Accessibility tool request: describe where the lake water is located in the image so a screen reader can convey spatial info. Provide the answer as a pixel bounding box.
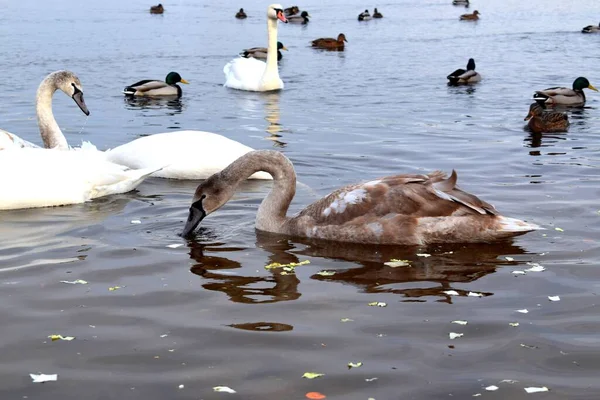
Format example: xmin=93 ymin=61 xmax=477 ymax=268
xmin=1 ymin=0 xmax=600 ymax=398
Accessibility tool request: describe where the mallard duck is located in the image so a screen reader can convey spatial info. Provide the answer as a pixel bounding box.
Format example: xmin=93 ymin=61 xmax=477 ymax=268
xmin=123 ymin=72 xmax=189 ymax=97
xmin=452 ymin=0 xmax=469 ymax=6
xmin=582 ymin=22 xmax=600 ymax=33
xmin=181 ymin=150 xmax=540 ymax=243
xmin=373 ymin=8 xmax=383 ymax=18
xmin=533 ymin=77 xmax=598 ymax=106
xmin=235 ymin=8 xmax=247 ymax=19
xmin=288 ymin=10 xmax=309 ymax=24
xmin=150 ymin=3 xmax=164 ymax=14
xmin=311 ymin=33 xmax=347 ymax=50
xmin=358 ymin=9 xmax=371 ymax=21
xmin=241 ymin=42 xmax=288 ymax=61
xmin=460 ymin=10 xmax=479 ymax=20
xmin=284 ymin=5 xmax=299 ymax=16
xmin=524 ymin=102 xmax=569 ymax=134
xmin=447 ymin=58 xmax=481 ymax=84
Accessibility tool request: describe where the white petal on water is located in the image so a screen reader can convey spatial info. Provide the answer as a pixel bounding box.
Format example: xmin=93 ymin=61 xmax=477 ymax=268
xmin=485 ymin=385 xmax=499 ymax=391
xmin=443 ymin=290 xmax=459 ymax=296
xmin=449 ymin=332 xmax=464 ymax=339
xmin=30 ymin=373 xmax=57 ymax=383
xmin=452 ymin=320 xmax=468 ymax=325
xmin=516 ymin=309 xmax=529 ymax=314
xmin=512 ymin=270 xmax=526 ymax=275
xmin=213 ymin=386 xmax=236 ymax=393
xmin=467 ymin=292 xmax=484 ymax=297
xmin=524 ymin=386 xmax=549 ymax=394
xmin=548 ymin=296 xmax=560 ymax=302
xmin=166 ymin=244 xmax=183 ymax=249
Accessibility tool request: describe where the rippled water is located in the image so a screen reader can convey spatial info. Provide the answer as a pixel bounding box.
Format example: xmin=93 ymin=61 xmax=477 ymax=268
xmin=1 ymin=0 xmax=600 ymax=398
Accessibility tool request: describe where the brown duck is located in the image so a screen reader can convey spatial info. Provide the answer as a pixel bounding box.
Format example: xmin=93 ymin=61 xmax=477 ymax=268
xmin=460 ymin=10 xmax=479 ymax=20
xmin=150 ymin=3 xmax=164 ymax=14
xmin=524 ymin=102 xmax=570 ymax=134
xmin=311 ymin=33 xmax=348 ymax=50
xmin=235 ymin=8 xmax=247 ymax=19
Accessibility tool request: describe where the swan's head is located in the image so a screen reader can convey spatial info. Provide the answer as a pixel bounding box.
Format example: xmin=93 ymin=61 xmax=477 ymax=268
xmin=45 ymin=70 xmax=90 ymax=116
xmin=182 ymin=176 xmax=234 ymax=237
xmin=165 ymin=72 xmax=189 ymax=85
xmin=268 ymin=4 xmax=288 ymax=23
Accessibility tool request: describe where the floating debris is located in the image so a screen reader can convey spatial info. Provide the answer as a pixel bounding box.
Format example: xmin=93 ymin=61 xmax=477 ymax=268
xmin=452 ymin=320 xmax=468 ymax=325
xmin=516 ymin=309 xmax=529 ymax=314
xmin=467 ymin=292 xmax=484 ymax=297
xmin=365 ymin=377 xmax=378 ymax=382
xmin=213 ymin=386 xmax=236 ymax=393
xmin=60 ymin=279 xmax=88 ymax=285
xmin=449 ymin=332 xmax=464 ymax=340
xmin=30 ymin=373 xmax=57 ymax=383
xmin=525 ymin=263 xmax=546 ymax=272
xmin=178 ymin=384 xmax=184 ymax=389
xmin=302 ymin=372 xmax=325 ymax=379
xmin=443 ymin=290 xmax=459 ymax=296
xmin=317 ymin=270 xmax=336 ymax=276
xmin=108 ymin=286 xmax=122 ymax=291
xmin=554 ymin=227 xmax=564 ymax=232
xmin=548 ymin=296 xmax=560 ymax=302
xmin=340 ymin=318 xmax=354 ymax=322
xmin=48 ymin=335 xmax=75 ymax=341
xmin=368 ymin=302 xmax=387 ymax=307
xmin=505 ymin=256 xmax=515 ymax=261
xmin=512 ymin=270 xmax=526 ymax=275
xmin=520 ymin=343 xmax=539 ymax=349
xmin=384 ymin=259 xmax=411 ymax=267
xmin=306 ymin=392 xmax=326 ymax=399
xmin=500 ymin=380 xmax=519 ymax=384
xmin=265 ymin=260 xmax=310 ymax=270
xmin=416 ymin=253 xmax=431 ymax=258
xmin=160 ymin=334 xmax=169 ymax=338
xmin=347 ymin=362 xmax=363 ymax=369
xmin=509 ymin=322 xmax=520 ymax=327
xmin=524 ymin=386 xmax=549 ymax=394
xmin=166 ymin=244 xmax=183 ymax=249
xmin=485 ymin=385 xmax=499 ymax=391
xmin=130 ymin=220 xmax=142 ymax=224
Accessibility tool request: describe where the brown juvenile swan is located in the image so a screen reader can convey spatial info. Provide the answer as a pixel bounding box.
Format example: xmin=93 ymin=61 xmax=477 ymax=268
xmin=182 ymin=151 xmax=539 ymax=244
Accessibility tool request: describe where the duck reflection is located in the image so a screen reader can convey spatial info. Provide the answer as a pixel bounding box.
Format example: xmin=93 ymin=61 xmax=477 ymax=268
xmin=123 ymin=95 xmax=184 ymax=114
xmin=188 ymin=231 xmax=528 ymax=304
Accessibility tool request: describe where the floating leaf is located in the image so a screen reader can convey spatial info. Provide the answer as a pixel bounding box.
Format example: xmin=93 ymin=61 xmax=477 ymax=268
xmin=467 ymin=292 xmax=484 ymax=297
xmin=306 ymin=392 xmax=326 ymax=400
xmin=485 ymin=385 xmax=499 ymax=391
xmin=524 ymin=386 xmax=549 ymax=394
xmin=512 ymin=270 xmax=526 ymax=275
xmin=213 ymin=386 xmax=236 ymax=393
xmin=449 ymin=332 xmax=464 ymax=339
xmin=265 ymin=260 xmax=310 ymax=270
xmin=548 ymin=295 xmax=560 ymax=302
xmin=108 ymin=286 xmax=122 ymax=291
xmin=504 ymin=257 xmax=514 ymax=261
xmin=452 ymin=320 xmax=468 ymax=325
xmin=340 ymin=318 xmax=354 ymax=322
xmin=60 ymin=279 xmax=88 ymax=285
xmin=516 ymin=309 xmax=529 ymax=314
xmin=130 ymin=220 xmax=141 ymax=224
xmin=302 ymin=372 xmax=324 ymax=379
xmin=347 ymin=362 xmax=363 ymax=369
xmin=554 ymin=227 xmax=564 ymax=232
xmin=368 ymin=302 xmax=387 ymax=307
xmin=166 ymin=244 xmax=183 ymax=249
xmin=416 ymin=253 xmax=431 ymax=258
xmin=48 ymin=335 xmax=75 ymax=341
xmin=443 ymin=290 xmax=459 ymax=296
xmin=30 ymin=373 xmax=57 ymax=383
xmin=317 ymin=270 xmax=336 ymax=276
xmin=509 ymin=322 xmax=519 ymax=327
xmin=384 ymin=259 xmax=410 ymax=267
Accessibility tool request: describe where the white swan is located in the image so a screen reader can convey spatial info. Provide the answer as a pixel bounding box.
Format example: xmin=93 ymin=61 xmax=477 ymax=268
xmin=3 ymin=70 xmax=271 ymax=180
xmin=224 ymin=4 xmax=288 ymax=92
xmin=0 ymin=148 xmax=159 ymax=210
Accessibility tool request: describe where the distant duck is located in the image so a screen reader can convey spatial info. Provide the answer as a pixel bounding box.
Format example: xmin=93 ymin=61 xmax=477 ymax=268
xmin=447 ymin=58 xmax=481 ymax=84
xmin=284 ymin=5 xmax=299 ymax=16
xmin=373 ymin=8 xmax=383 ymax=18
xmin=150 ymin=3 xmax=164 ymax=14
xmin=524 ymin=102 xmax=569 ymax=134
xmin=533 ymin=77 xmax=598 ymax=107
xmin=452 ymin=0 xmax=469 ymax=6
xmin=358 ymin=9 xmax=371 ymax=21
xmin=242 ymin=42 xmax=288 ymax=61
xmin=235 ymin=8 xmax=247 ymax=19
xmin=288 ymin=10 xmax=309 ymax=24
xmin=582 ymin=22 xmax=600 ymax=33
xmin=311 ymin=33 xmax=347 ymax=50
xmin=460 ymin=10 xmax=479 ymax=20
xmin=123 ymin=72 xmax=189 ymax=97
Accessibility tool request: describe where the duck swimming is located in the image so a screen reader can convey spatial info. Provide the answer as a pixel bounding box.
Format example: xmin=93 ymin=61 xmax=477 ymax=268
xmin=582 ymin=22 xmax=600 ymax=33
xmin=447 ymin=58 xmax=481 ymax=84
xmin=524 ymin=102 xmax=570 ymax=134
xmin=358 ymin=9 xmax=371 ymax=21
xmin=123 ymin=72 xmax=189 ymax=97
xmin=150 ymin=3 xmax=164 ymax=14
xmin=182 ymin=150 xmax=539 ymax=244
xmin=288 ymin=10 xmax=309 ymax=24
xmin=284 ymin=5 xmax=299 ymax=16
xmin=311 ymin=33 xmax=347 ymax=50
xmin=533 ymin=77 xmax=598 ymax=107
xmin=373 ymin=8 xmax=383 ymax=18
xmin=242 ymin=42 xmax=288 ymax=61
xmin=235 ymin=8 xmax=247 ymax=19
xmin=460 ymin=10 xmax=479 ymax=20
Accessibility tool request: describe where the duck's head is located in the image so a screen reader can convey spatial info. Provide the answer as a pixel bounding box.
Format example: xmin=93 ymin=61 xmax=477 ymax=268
xmin=374 ymin=8 xmax=378 ymax=12
xmin=467 ymin=58 xmax=476 ymax=70
xmin=239 ymin=8 xmax=244 ymax=12
xmin=300 ymin=11 xmax=310 ymax=18
xmin=573 ymin=77 xmax=598 ymax=92
xmin=524 ymin=102 xmax=545 ymax=121
xmin=268 ymin=4 xmax=288 ymax=23
xmin=46 ymin=70 xmax=90 ymax=116
xmin=165 ymin=72 xmax=189 ymax=85
xmin=277 ymin=41 xmax=288 ymax=51
xmin=182 ymin=176 xmax=233 ymax=237
xmin=473 ymin=10 xmax=480 ymax=15
xmin=337 ymin=33 xmax=348 ymax=43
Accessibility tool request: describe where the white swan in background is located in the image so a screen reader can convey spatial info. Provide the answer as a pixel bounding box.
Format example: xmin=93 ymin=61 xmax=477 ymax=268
xmin=2 ymin=70 xmax=271 ymax=180
xmin=0 ymin=148 xmax=159 ymax=210
xmin=223 ymin=4 xmax=288 ymax=92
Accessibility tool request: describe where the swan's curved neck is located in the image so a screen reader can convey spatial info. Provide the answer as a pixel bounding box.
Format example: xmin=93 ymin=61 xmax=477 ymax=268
xmin=219 ymin=150 xmax=296 ymax=232
xmin=264 ymin=18 xmax=280 ymax=79
xmin=36 ymin=78 xmax=68 ymax=149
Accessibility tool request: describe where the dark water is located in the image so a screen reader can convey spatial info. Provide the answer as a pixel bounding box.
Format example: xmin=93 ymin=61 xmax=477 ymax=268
xmin=1 ymin=0 xmax=600 ymax=398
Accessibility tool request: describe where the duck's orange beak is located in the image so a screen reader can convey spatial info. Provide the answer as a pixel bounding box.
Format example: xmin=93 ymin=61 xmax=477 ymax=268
xmin=277 ymin=10 xmax=288 ymax=23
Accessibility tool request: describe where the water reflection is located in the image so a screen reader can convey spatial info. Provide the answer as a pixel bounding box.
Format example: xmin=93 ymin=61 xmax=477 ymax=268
xmin=263 ymin=92 xmax=286 ymax=147
xmin=524 ymin=131 xmax=567 ymax=148
xmin=123 ymin=96 xmax=184 ymax=114
xmin=447 ymin=85 xmax=477 ymax=95
xmin=188 ymin=231 xmax=528 ymax=305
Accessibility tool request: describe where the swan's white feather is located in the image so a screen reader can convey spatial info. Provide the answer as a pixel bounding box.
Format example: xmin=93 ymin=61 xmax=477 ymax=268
xmin=224 ymin=57 xmax=283 ymax=92
xmin=0 ymin=129 xmax=40 ymax=150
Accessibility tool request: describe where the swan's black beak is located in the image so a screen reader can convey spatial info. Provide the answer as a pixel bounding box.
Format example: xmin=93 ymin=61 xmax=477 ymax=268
xmin=72 ymin=86 xmax=90 ymax=116
xmin=181 ymin=201 xmax=206 ymax=238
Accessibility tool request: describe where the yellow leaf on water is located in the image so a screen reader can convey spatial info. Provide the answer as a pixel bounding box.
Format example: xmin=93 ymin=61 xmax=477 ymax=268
xmin=368 ymin=302 xmax=387 ymax=307
xmin=347 ymin=362 xmax=363 ymax=369
xmin=302 ymin=372 xmax=324 ymax=379
xmin=265 ymin=260 xmax=310 ymax=270
xmin=48 ymin=334 xmax=75 ymax=341
xmin=384 ymin=259 xmax=410 ymax=267
xmin=555 ymin=227 xmax=564 ymax=232
xmin=317 ymin=270 xmax=336 ymax=276
xmin=108 ymin=286 xmax=122 ymax=291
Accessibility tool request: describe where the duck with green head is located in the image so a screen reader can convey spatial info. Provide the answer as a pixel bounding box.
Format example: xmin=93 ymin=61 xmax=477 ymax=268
xmin=123 ymin=72 xmax=189 ymax=97
xmin=533 ymin=77 xmax=598 ymax=106
xmin=241 ymin=42 xmax=288 ymax=61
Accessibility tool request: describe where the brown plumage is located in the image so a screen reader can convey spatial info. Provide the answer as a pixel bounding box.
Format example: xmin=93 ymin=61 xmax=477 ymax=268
xmin=150 ymin=3 xmax=164 ymax=14
xmin=311 ymin=33 xmax=348 ymax=50
xmin=182 ymin=150 xmax=539 ymax=245
xmin=235 ymin=8 xmax=247 ymax=19
xmin=460 ymin=10 xmax=479 ymax=20
xmin=524 ymin=103 xmax=570 ymax=134
xmin=284 ymin=6 xmax=299 ymax=16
